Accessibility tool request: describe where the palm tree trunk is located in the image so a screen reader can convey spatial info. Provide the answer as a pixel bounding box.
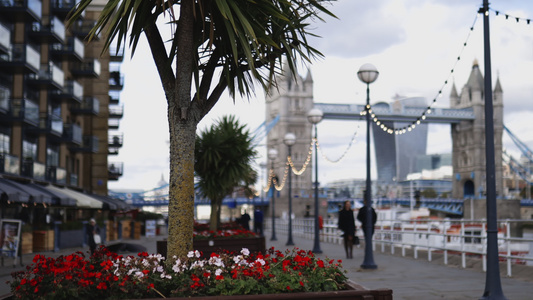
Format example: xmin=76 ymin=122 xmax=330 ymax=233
xmin=209 ymin=198 xmax=222 ymax=231
xmin=167 ymin=117 xmax=197 ymax=258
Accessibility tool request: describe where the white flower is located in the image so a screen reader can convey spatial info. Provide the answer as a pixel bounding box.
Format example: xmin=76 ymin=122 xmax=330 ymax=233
xmin=253 ymin=258 xmax=266 ymax=266
xmin=241 ymin=248 xmax=250 ymax=256
xmin=215 ymin=268 xmax=223 ymax=276
xmin=209 ymin=256 xmax=225 ymax=268
xmin=134 ymin=271 xmax=145 ymax=279
xmin=187 ymin=251 xmax=195 ymax=258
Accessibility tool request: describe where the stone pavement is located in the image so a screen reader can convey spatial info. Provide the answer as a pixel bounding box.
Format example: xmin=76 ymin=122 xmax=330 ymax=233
xmin=264 ymin=230 xmax=533 ymax=300
xmin=1 ymin=231 xmax=532 ymax=299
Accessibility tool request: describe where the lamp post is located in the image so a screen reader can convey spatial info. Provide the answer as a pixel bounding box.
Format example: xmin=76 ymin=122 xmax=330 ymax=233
xmin=284 ymin=132 xmax=296 ymax=246
xmin=307 ymin=108 xmax=323 ymax=254
xmin=357 ymin=63 xmax=379 ymax=269
xmin=268 ymin=148 xmax=278 ymax=241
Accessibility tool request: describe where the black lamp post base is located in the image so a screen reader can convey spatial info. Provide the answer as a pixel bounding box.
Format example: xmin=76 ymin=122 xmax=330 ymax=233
xmin=360 ymin=263 xmax=378 ymax=270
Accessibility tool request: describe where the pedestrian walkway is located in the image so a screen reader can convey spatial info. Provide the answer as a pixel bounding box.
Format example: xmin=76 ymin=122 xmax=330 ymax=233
xmin=264 ymin=230 xmax=533 ymax=300
xmin=1 ymin=232 xmax=532 ymax=299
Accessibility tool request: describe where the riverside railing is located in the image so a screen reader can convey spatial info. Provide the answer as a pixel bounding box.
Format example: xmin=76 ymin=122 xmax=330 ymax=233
xmin=266 ymin=217 xmax=533 ymax=277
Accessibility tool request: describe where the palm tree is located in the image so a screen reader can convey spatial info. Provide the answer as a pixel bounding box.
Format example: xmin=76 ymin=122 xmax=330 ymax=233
xmin=195 ymin=115 xmax=257 ymax=231
xmin=68 ymin=0 xmax=336 ymax=258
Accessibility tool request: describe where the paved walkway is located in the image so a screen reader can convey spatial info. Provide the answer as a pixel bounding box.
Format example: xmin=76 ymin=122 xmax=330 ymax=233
xmin=1 ymin=232 xmax=532 ymax=299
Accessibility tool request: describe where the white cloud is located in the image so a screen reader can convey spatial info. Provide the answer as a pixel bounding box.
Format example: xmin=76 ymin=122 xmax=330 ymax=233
xmin=109 ymin=0 xmax=533 ymax=191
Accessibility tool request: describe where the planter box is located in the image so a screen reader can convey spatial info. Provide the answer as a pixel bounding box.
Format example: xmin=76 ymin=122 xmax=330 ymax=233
xmin=33 ymin=230 xmax=54 ymax=252
xmin=0 ymin=281 xmax=392 ymax=300
xmin=157 ymin=236 xmax=266 ymax=258
xmin=139 ymin=281 xmax=392 ymax=300
xmin=20 ymin=232 xmax=33 ymax=254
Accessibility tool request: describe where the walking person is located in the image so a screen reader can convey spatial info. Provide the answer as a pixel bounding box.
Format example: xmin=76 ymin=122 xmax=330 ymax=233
xmin=338 ymin=200 xmax=357 ymax=259
xmin=87 ymin=218 xmax=101 ymax=255
xmin=253 ymin=208 xmax=264 ymax=236
xmin=357 ymin=195 xmax=377 ymax=242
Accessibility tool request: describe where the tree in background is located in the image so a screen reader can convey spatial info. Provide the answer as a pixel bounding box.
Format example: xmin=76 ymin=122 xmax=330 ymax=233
xmin=68 ymin=0 xmax=336 ymax=258
xmin=195 ymin=115 xmax=257 ymax=231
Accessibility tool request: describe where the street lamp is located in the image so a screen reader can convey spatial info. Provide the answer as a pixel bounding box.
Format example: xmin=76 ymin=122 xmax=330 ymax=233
xmin=357 ymin=63 xmax=379 ymax=269
xmin=307 ymin=108 xmax=323 ymax=254
xmin=268 ymin=148 xmax=278 ymax=241
xmin=284 ymin=132 xmax=296 ymax=246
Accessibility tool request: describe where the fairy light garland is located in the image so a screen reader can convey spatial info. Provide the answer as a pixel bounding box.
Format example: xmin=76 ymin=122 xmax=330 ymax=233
xmin=315 ymin=125 xmax=360 ymax=163
xmin=359 ymin=12 xmax=480 ymax=135
xmin=490 ymin=8 xmax=532 ymax=24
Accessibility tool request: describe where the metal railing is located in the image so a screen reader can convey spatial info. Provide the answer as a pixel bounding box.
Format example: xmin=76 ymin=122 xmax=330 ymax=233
xmin=267 ymin=217 xmax=533 ymax=277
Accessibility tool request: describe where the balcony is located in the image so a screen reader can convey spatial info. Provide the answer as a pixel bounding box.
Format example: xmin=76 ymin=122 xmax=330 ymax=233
xmin=70 ymin=96 xmax=99 ymax=115
xmin=70 ymin=135 xmax=98 ymax=153
xmin=0 ymin=44 xmax=40 ymax=74
xmin=70 ymin=19 xmax=98 ymax=40
xmin=108 ymin=162 xmax=123 ymax=181
xmin=69 ymin=173 xmax=78 ymax=187
xmin=0 ymin=84 xmax=11 ymax=115
xmin=63 ymin=123 xmax=82 ymax=145
xmin=108 ymin=119 xmax=120 ymax=130
xmin=0 ymin=0 xmax=42 ymax=22
xmin=26 ymin=63 xmax=64 ymax=90
xmin=108 ymin=133 xmax=123 ymax=155
xmin=46 ymin=166 xmax=67 ymax=184
xmin=51 ymin=0 xmax=77 ymax=20
xmin=27 ymin=113 xmax=63 ymax=138
xmin=11 ymin=98 xmax=39 ymax=125
xmin=52 ymin=80 xmax=83 ymax=103
xmin=71 ymin=58 xmax=101 ymax=78
xmin=29 ymin=16 xmax=65 ymax=43
xmin=109 ymin=104 xmax=123 ymax=119
xmin=109 ymin=71 xmax=124 ymax=90
xmin=109 ymin=90 xmax=120 ymax=105
xmin=0 ymin=23 xmax=11 ymax=54
xmin=51 ymin=37 xmax=84 ymax=61
xmin=21 ymin=159 xmax=45 ymax=181
xmin=109 ymin=45 xmax=124 ymax=62
xmin=0 ymin=153 xmax=20 ymax=175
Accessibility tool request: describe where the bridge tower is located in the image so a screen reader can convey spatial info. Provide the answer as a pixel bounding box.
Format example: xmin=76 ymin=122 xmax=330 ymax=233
xmin=450 ymin=60 xmax=503 ymax=199
xmin=265 ymin=65 xmax=315 ymax=218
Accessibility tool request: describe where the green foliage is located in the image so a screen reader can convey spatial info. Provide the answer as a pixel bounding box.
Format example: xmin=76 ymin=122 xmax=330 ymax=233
xmin=67 ymin=0 xmax=337 ymax=101
xmin=195 ymin=115 xmax=257 ymax=226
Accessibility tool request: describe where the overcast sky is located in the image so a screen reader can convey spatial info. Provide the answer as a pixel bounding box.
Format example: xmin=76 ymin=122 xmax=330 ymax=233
xmin=108 ymin=0 xmax=533 ymax=192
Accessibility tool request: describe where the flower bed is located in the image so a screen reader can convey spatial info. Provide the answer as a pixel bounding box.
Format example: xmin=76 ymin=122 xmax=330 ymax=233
xmin=6 ymin=247 xmax=371 ymax=299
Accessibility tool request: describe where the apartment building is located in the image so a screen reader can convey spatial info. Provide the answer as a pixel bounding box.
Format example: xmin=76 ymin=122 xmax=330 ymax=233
xmin=0 ymin=0 xmax=127 ymax=225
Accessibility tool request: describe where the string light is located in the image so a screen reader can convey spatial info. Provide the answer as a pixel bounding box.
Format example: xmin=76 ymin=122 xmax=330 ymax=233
xmin=491 ymin=8 xmax=532 ymax=25
xmin=316 ymin=126 xmax=360 ymax=163
xmin=365 ymin=12 xmax=480 ymax=135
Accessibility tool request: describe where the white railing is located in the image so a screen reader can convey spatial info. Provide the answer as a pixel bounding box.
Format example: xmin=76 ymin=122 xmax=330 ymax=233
xmin=266 ymin=218 xmax=533 ymax=277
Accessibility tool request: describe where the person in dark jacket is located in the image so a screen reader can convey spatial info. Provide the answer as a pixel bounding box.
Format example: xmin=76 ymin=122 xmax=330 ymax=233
xmin=338 ymin=201 xmax=356 ymax=259
xmin=357 ymin=196 xmax=377 ymax=239
xmin=87 ymin=218 xmax=101 ymax=255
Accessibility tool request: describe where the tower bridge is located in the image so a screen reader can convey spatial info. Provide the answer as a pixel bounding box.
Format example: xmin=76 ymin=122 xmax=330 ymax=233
xmin=315 ymin=103 xmax=475 ymax=123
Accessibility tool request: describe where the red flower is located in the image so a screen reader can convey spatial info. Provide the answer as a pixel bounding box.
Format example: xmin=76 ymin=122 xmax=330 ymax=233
xmin=96 ymin=282 xmax=107 ymax=290
xmin=316 ymin=260 xmax=325 ymax=268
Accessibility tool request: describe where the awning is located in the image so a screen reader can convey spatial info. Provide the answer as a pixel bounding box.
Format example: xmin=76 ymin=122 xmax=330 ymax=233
xmin=91 ymin=194 xmax=132 ymax=210
xmin=46 ymin=185 xmax=103 ymax=209
xmin=0 ymin=179 xmax=54 ymax=204
xmin=0 ymin=178 xmax=31 ymax=203
xmin=30 ymin=183 xmax=77 ymax=206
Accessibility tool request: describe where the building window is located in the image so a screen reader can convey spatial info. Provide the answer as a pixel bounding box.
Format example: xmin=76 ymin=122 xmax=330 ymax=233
xmin=22 ymin=139 xmax=37 ymax=160
xmin=0 ymin=131 xmax=10 ymax=153
xmin=47 ymin=145 xmax=59 ymax=166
